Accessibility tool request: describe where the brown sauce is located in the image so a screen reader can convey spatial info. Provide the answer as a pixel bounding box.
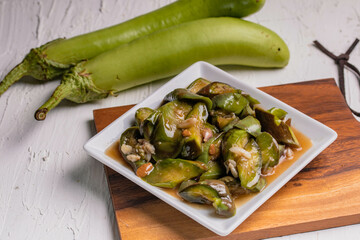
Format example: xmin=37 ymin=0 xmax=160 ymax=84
xmin=105 ymin=127 xmax=312 ymax=208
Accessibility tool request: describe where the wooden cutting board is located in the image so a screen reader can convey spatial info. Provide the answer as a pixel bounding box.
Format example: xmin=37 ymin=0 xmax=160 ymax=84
xmin=93 ymin=78 xmax=360 ymax=240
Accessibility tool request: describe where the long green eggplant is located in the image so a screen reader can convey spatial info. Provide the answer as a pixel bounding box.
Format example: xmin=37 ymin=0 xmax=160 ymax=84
xmin=0 ymin=0 xmax=265 ymax=95
xmin=35 ymin=17 xmax=290 ymax=120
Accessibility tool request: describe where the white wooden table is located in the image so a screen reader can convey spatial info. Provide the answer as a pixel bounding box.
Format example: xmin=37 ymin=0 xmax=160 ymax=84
xmin=1 ymin=0 xmax=359 ymax=239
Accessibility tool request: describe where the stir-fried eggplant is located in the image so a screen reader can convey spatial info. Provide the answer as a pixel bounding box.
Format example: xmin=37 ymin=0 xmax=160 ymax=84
xmin=119 ymin=126 xmax=153 ymax=172
xmin=143 ymin=158 xmax=207 ymax=188
xmin=197 ymin=82 xmax=236 ymax=98
xmin=256 ymin=132 xmax=280 ymax=169
xmin=178 ymin=179 xmax=236 ymax=217
xmin=118 ymin=78 xmax=303 ymax=218
xmin=180 ymin=102 xmax=209 ymax=159
xmin=186 ymin=78 xmax=211 ymax=93
xmin=151 ymin=100 xmax=192 ymax=159
xmin=255 ymin=107 xmax=300 ymax=148
xmin=212 ymin=92 xmax=249 ymax=115
xmin=164 ymin=88 xmax=212 ymax=110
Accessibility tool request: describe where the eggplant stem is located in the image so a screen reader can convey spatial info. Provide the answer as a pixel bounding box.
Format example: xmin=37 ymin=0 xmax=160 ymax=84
xmin=0 ymin=60 xmax=29 ymax=95
xmin=34 ymin=81 xmax=72 ymax=121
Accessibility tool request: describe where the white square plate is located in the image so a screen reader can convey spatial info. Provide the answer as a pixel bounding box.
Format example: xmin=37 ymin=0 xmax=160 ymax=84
xmin=84 ymin=61 xmax=337 ymax=236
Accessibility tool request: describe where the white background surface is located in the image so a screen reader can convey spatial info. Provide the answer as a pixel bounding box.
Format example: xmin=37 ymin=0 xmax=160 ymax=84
xmin=0 ymin=0 xmax=359 ymax=239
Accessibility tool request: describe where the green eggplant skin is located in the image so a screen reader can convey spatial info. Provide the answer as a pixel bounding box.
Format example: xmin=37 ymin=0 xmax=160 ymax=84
xmin=89 ymin=17 xmax=290 ymax=92
xmin=256 ymin=132 xmax=280 ymax=169
xmin=135 ymin=107 xmax=154 ymax=128
xmin=35 ymin=17 xmax=290 ymax=119
xmin=151 ymin=101 xmax=192 ymax=159
xmin=197 ymin=82 xmax=236 ymax=98
xmin=234 ymin=115 xmax=262 ymax=137
xmin=222 ymin=129 xmax=250 ymax=161
xmin=210 ymin=109 xmax=237 ymax=130
xmin=180 ymin=102 xmax=209 ymax=159
xmin=141 ymin=110 xmax=161 ymax=139
xmin=143 ymin=158 xmax=207 ymax=188
xmin=0 ymin=0 xmax=266 ymax=89
xmin=42 ymin=0 xmax=266 ymax=66
xmin=268 ymin=107 xmax=287 ymax=120
xmin=119 ymin=127 xmax=147 ymax=172
xmin=212 ymin=92 xmax=249 ymax=115
xmin=236 ymin=139 xmax=262 ymax=190
xmin=199 ymin=161 xmax=226 ymax=181
xmin=178 ymin=179 xmax=236 ymax=217
xmin=164 ymin=88 xmax=213 ymax=111
xmin=197 ymin=132 xmax=224 ymax=164
xmin=255 ymin=108 xmax=300 ymax=148
xmin=186 ymin=78 xmax=211 ymax=93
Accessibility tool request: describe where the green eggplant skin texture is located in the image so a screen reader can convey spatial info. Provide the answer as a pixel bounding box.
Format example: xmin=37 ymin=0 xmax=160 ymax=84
xmin=0 ymin=0 xmax=265 ymax=96
xmin=151 ymin=101 xmax=192 ymax=159
xmin=34 ymin=17 xmax=290 ymax=120
xmin=86 ymin=17 xmax=290 ymax=93
xmin=143 ymin=158 xmax=207 ymax=188
xmin=45 ymin=0 xmax=266 ymax=65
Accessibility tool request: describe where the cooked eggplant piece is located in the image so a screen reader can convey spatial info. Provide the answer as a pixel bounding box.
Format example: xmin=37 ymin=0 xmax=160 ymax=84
xmin=240 ymin=104 xmax=256 ymax=118
xmin=143 ymin=158 xmax=206 ymax=188
xmin=141 ymin=109 xmax=161 ymax=139
xmin=180 ymin=102 xmax=208 ymax=159
xmin=197 ymin=132 xmax=224 ymax=164
xmin=164 ymin=88 xmax=212 ymax=110
xmin=197 ymin=82 xmax=236 ymax=98
xmin=212 ymin=92 xmax=249 ymax=115
xmin=219 ymin=176 xmax=249 ymax=196
xmin=222 ymin=129 xmax=250 ymax=161
xmin=236 ymin=139 xmax=262 ymax=190
xmin=135 ymin=107 xmax=154 ymax=128
xmin=234 ymin=115 xmax=262 ymax=137
xmin=255 ymin=107 xmax=300 ymax=148
xmin=210 ymin=109 xmax=237 ymax=130
xmin=256 ymin=132 xmax=280 ymax=169
xmin=151 ymin=101 xmax=192 ymax=159
xmin=178 ymin=179 xmax=236 ymax=217
xmin=268 ymin=107 xmax=287 ymax=120
xmin=119 ymin=126 xmax=153 ymax=172
xmin=250 ymin=177 xmax=267 ymax=192
xmin=186 ymin=78 xmax=211 ymax=93
xmin=241 ymin=91 xmax=260 ymax=107
xmin=199 ymin=161 xmax=226 ymax=181
xmin=178 ymin=179 xmax=197 ymax=192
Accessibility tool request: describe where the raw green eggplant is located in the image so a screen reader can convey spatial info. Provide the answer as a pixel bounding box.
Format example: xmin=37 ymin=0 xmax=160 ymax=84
xmin=34 ymin=17 xmax=290 ymax=120
xmin=0 ymin=0 xmax=265 ymax=95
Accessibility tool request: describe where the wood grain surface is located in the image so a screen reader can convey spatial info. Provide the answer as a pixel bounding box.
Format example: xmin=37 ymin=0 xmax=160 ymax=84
xmin=93 ymin=78 xmax=360 ymax=240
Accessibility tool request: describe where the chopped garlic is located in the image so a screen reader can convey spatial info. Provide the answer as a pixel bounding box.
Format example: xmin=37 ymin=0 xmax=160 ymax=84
xmin=120 ymin=144 xmax=133 ymax=154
